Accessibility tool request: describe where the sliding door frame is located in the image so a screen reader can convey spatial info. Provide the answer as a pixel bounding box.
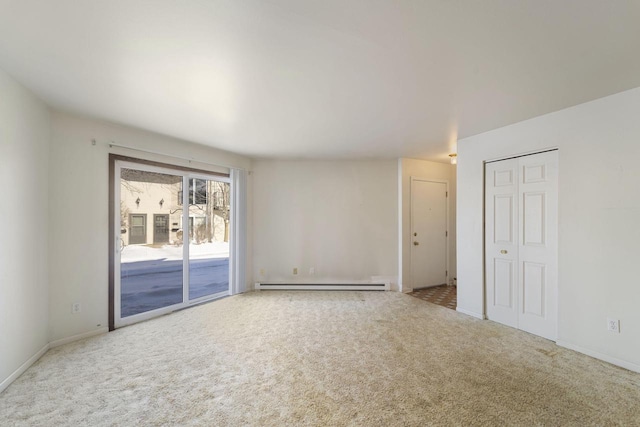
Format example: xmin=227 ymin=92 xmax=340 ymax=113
xmin=108 ymin=154 xmax=231 ymax=331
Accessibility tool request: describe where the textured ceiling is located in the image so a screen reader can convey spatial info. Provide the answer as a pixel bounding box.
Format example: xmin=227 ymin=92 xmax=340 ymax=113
xmin=1 ymin=0 xmax=639 ymax=162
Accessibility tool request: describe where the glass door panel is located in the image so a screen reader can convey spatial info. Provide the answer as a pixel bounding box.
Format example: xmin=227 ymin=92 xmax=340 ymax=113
xmin=119 ymin=167 xmax=184 ymax=317
xmin=188 ymin=179 xmax=231 ymax=300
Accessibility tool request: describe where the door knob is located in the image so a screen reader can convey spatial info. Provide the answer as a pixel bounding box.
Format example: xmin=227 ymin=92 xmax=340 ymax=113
xmin=414 ymin=241 xmax=420 ymax=246
xmin=500 ymin=250 xmax=508 ymax=254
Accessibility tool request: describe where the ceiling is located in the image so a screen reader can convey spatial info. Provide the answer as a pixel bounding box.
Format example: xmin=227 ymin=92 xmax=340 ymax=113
xmin=1 ymin=1 xmax=639 ymax=162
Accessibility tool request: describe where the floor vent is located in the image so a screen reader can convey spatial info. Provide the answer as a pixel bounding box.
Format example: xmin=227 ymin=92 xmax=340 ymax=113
xmin=255 ymin=282 xmax=389 ymax=291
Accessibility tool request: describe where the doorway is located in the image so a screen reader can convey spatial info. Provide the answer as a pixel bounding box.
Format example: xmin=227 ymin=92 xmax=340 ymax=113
xmin=113 ymin=158 xmax=233 ymax=328
xmin=153 ymin=214 xmax=169 ymax=244
xmin=410 ymin=178 xmax=448 ymax=289
xmin=129 ymin=214 xmax=147 ymax=244
xmin=484 ymin=150 xmax=558 ymax=340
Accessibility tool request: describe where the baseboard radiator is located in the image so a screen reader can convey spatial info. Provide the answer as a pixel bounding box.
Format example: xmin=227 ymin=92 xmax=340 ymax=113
xmin=255 ymin=281 xmax=390 ymax=291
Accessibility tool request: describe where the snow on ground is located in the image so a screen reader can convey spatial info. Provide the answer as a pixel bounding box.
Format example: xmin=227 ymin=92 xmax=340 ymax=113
xmin=121 ymin=242 xmax=229 ymax=262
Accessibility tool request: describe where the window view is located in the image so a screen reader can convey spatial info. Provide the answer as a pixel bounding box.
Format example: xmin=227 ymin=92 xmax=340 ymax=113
xmin=178 ymin=178 xmax=208 ymax=205
xmin=119 ymin=167 xmax=230 ymax=319
xmin=189 ymin=179 xmax=230 ymax=300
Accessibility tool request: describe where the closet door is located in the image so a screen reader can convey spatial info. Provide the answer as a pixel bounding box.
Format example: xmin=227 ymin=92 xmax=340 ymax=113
xmin=518 ymin=151 xmax=558 ymax=340
xmin=485 ymin=158 xmax=519 ymax=329
xmin=485 ymin=151 xmax=558 ymax=341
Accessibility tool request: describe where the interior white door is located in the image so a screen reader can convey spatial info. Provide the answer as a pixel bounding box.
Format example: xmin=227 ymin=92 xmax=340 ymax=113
xmin=411 ymin=179 xmax=448 ymax=289
xmin=517 ymin=151 xmax=558 ymax=340
xmin=485 ymin=158 xmax=519 ymax=329
xmin=485 ymin=151 xmax=558 ymax=341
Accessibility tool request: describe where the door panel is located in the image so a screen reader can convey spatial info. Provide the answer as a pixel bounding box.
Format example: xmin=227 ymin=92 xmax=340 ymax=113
xmin=129 ymin=214 xmax=147 ymax=244
xmin=494 ymin=195 xmax=515 ymax=244
xmin=494 ymin=259 xmax=514 ymax=308
xmin=153 ymin=214 xmax=169 ymax=244
xmin=523 ymin=262 xmax=545 ymax=317
xmin=188 ymin=179 xmax=231 ymax=301
xmin=523 ymin=192 xmax=546 ymax=246
xmin=485 ymin=159 xmax=519 ymax=328
xmin=518 ymin=151 xmax=558 ymax=340
xmin=119 ymin=168 xmax=183 ymax=319
xmin=485 ymin=151 xmax=558 ymax=340
xmin=411 ymin=180 xmax=448 ymax=289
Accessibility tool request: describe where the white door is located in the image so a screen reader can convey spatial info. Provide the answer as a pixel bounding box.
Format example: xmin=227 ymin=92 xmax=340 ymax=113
xmin=485 ymin=158 xmax=519 ymax=329
xmin=411 ymin=179 xmax=448 ymax=289
xmin=485 ymin=150 xmax=558 ymax=340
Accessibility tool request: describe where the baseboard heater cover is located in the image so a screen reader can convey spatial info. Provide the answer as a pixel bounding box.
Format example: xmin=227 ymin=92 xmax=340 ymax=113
xmin=255 ymin=282 xmax=390 ymax=291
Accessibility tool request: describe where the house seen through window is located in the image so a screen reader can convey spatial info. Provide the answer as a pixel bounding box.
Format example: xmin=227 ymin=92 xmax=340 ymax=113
xmin=178 ymin=178 xmax=208 ymax=205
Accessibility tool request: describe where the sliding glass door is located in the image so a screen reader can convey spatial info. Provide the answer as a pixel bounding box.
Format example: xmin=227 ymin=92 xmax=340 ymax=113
xmin=114 ymin=161 xmax=232 ymax=327
xmin=187 ymin=177 xmax=231 ymax=301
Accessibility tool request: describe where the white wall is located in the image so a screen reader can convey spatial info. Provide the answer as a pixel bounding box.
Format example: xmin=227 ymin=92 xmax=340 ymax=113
xmin=457 ymin=87 xmax=640 ymax=371
xmin=48 ymin=111 xmax=252 ymax=342
xmin=399 ymin=158 xmax=456 ymax=292
xmin=252 ymin=160 xmax=398 ymax=288
xmin=0 ymin=69 xmax=50 ymax=389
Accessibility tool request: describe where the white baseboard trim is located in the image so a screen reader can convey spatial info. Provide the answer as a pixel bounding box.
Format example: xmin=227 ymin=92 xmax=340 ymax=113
xmin=0 ymin=343 xmax=49 ymax=394
xmin=49 ymin=327 xmax=109 ymax=349
xmin=1 ymin=327 xmax=110 ymax=394
xmin=556 ymin=340 xmax=640 ymax=374
xmin=402 ymin=288 xmax=413 ymax=293
xmin=456 ymin=307 xmax=485 ymax=319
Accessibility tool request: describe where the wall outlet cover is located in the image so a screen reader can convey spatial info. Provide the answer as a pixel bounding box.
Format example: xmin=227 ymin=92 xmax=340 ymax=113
xmin=607 ymin=318 xmax=620 ymax=333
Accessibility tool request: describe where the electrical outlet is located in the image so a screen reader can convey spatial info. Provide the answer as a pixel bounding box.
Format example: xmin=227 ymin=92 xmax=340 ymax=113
xmin=309 ymin=267 xmax=315 ymax=275
xmin=293 ymin=267 xmax=298 ymax=275
xmin=607 ymin=318 xmax=620 ymax=333
xmin=72 ymin=302 xmax=81 ymax=314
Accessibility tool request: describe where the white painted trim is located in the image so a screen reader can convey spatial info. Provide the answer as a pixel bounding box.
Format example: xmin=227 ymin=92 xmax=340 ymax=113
xmin=49 ymin=327 xmax=109 ymax=349
xmin=230 ymin=168 xmax=247 ymax=294
xmin=402 ymin=288 xmax=413 ymax=294
xmin=108 ymin=142 xmax=239 ymax=173
xmin=397 ymin=158 xmax=404 ymax=292
xmin=0 ymin=344 xmax=49 ymax=394
xmin=1 ymin=328 xmax=112 ymax=394
xmin=409 ymin=177 xmax=450 ymax=289
xmin=484 ymin=147 xmax=559 ymax=164
xmin=456 ymin=307 xmax=485 ymax=319
xmin=556 ymin=340 xmax=640 ymax=374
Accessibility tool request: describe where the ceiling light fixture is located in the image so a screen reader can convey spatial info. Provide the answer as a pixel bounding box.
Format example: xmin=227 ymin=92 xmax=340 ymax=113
xmin=449 ymin=153 xmax=457 ymax=165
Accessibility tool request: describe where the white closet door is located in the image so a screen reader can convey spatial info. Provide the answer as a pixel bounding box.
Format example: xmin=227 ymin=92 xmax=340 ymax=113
xmin=485 ymin=150 xmax=558 ymax=341
xmin=518 ymin=151 xmax=558 ymax=340
xmin=485 ymin=158 xmax=519 ymax=328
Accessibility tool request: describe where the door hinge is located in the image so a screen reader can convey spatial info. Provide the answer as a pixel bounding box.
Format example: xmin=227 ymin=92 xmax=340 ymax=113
xmin=446 ymin=231 xmax=448 ymax=237
xmin=446 ymin=270 xmax=448 ymax=276
xmin=446 ymin=191 xmax=448 ymax=197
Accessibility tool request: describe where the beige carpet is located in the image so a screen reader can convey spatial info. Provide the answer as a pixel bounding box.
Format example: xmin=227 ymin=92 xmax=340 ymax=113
xmin=1 ymin=291 xmax=639 ymax=426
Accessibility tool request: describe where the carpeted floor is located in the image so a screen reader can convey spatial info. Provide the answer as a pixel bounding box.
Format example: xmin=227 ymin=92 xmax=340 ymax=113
xmin=409 ymin=285 xmax=457 ymax=310
xmin=1 ymin=291 xmax=639 ymax=426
